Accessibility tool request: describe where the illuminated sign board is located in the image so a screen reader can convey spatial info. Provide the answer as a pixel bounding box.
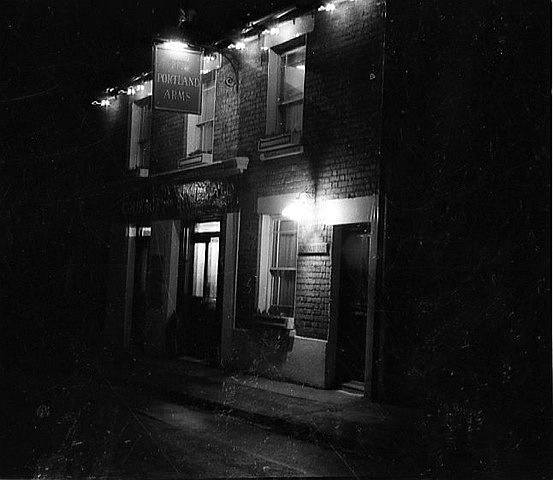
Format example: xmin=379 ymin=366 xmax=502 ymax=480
xmin=153 ymin=43 xmax=202 ymax=113
xmin=298 ymin=243 xmax=329 ymax=255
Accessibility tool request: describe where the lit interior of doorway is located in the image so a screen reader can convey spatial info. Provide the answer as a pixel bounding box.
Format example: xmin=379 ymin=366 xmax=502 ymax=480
xmin=191 ymin=221 xmax=220 ymax=307
xmin=192 ymin=237 xmax=219 ymax=304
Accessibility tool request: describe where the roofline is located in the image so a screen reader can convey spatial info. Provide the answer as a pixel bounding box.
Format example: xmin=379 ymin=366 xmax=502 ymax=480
xmin=213 ymin=1 xmax=320 ymax=46
xmin=95 ymin=1 xmax=323 ymax=99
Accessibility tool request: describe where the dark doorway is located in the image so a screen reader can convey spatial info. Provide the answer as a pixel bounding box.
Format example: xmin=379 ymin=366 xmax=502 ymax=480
xmin=334 ymin=223 xmax=370 ymax=387
xmin=131 ymin=227 xmax=151 ymax=350
xmin=177 ymin=221 xmax=222 ymax=362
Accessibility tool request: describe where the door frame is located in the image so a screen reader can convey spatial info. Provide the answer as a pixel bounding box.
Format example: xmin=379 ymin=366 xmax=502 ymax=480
xmin=176 ymin=218 xmax=225 ymax=362
xmin=123 ymin=224 xmax=152 ymax=351
xmin=327 ymin=195 xmax=379 ymax=398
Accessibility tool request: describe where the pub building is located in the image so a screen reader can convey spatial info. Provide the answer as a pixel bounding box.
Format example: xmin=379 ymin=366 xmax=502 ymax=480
xmin=100 ymin=0 xmax=385 ymax=397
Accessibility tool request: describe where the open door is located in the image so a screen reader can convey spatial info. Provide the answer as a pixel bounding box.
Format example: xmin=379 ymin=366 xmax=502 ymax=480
xmin=177 ymin=221 xmax=222 ymax=362
xmin=333 ymin=223 xmax=371 ymax=392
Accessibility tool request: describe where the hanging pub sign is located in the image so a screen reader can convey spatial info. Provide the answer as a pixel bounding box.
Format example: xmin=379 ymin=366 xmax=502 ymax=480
xmin=153 ymin=42 xmax=202 ymax=113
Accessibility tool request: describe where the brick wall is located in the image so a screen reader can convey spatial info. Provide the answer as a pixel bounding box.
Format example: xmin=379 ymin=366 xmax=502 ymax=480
xmin=213 ymin=59 xmax=240 ymax=161
xmin=151 ymin=110 xmax=186 ymax=173
xmin=295 ymin=223 xmax=333 ymax=339
xmin=234 ymin=0 xmax=385 ymax=339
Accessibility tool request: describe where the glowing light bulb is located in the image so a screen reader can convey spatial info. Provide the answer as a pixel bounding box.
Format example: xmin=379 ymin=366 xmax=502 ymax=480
xmin=282 ymin=193 xmax=315 ymax=222
xmin=318 ymin=3 xmax=336 ymax=12
xmin=164 ymin=40 xmax=189 ymax=50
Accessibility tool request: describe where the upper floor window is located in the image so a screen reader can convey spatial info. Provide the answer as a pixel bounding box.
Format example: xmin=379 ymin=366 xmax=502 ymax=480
xmin=278 ymin=46 xmax=305 ymax=134
xmin=129 ymin=96 xmax=152 ymax=170
xmin=266 ymin=38 xmax=306 ymax=137
xmin=186 ymin=73 xmax=216 ymax=157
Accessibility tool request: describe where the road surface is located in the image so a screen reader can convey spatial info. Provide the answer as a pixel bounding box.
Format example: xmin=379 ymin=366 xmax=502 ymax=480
xmin=28 ymin=380 xmax=407 ymax=479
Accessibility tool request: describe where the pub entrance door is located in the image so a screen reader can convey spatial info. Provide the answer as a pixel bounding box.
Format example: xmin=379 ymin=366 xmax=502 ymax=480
xmin=334 ymin=223 xmax=370 ymax=390
xmin=177 ymin=221 xmax=222 ymax=362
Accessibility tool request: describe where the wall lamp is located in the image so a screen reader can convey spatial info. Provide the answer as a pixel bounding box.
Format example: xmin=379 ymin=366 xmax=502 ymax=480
xmin=282 ymin=191 xmax=316 ymax=222
xmin=162 ymin=40 xmax=190 ymax=50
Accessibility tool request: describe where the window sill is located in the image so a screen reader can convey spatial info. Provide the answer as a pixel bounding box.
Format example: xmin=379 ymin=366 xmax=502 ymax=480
xmin=148 ymin=156 xmax=249 ymax=181
xmin=178 ymin=153 xmax=213 ymax=169
xmin=258 ymin=131 xmax=303 ymax=161
xmin=253 ymin=315 xmax=295 ymax=330
xmin=128 ymin=167 xmax=149 ymax=178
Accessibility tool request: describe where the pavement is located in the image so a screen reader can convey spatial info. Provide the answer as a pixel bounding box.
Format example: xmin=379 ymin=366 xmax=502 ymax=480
xmin=104 ymin=356 xmax=436 ymax=473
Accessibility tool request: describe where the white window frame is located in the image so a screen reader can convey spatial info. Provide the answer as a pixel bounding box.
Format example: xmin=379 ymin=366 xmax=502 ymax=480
xmin=186 ymin=72 xmax=216 ymax=158
xmin=129 ymin=96 xmax=152 ymax=170
xmin=266 ymin=37 xmax=306 ymax=137
xmin=257 ymin=214 xmax=299 ymax=318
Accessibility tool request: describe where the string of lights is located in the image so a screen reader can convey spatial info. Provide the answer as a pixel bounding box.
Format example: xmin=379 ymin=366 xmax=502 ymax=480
xmin=92 ymin=0 xmax=356 ymax=107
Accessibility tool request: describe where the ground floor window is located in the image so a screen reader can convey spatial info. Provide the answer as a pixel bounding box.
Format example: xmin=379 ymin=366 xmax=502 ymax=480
xmin=257 ymin=216 xmax=298 ymax=317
